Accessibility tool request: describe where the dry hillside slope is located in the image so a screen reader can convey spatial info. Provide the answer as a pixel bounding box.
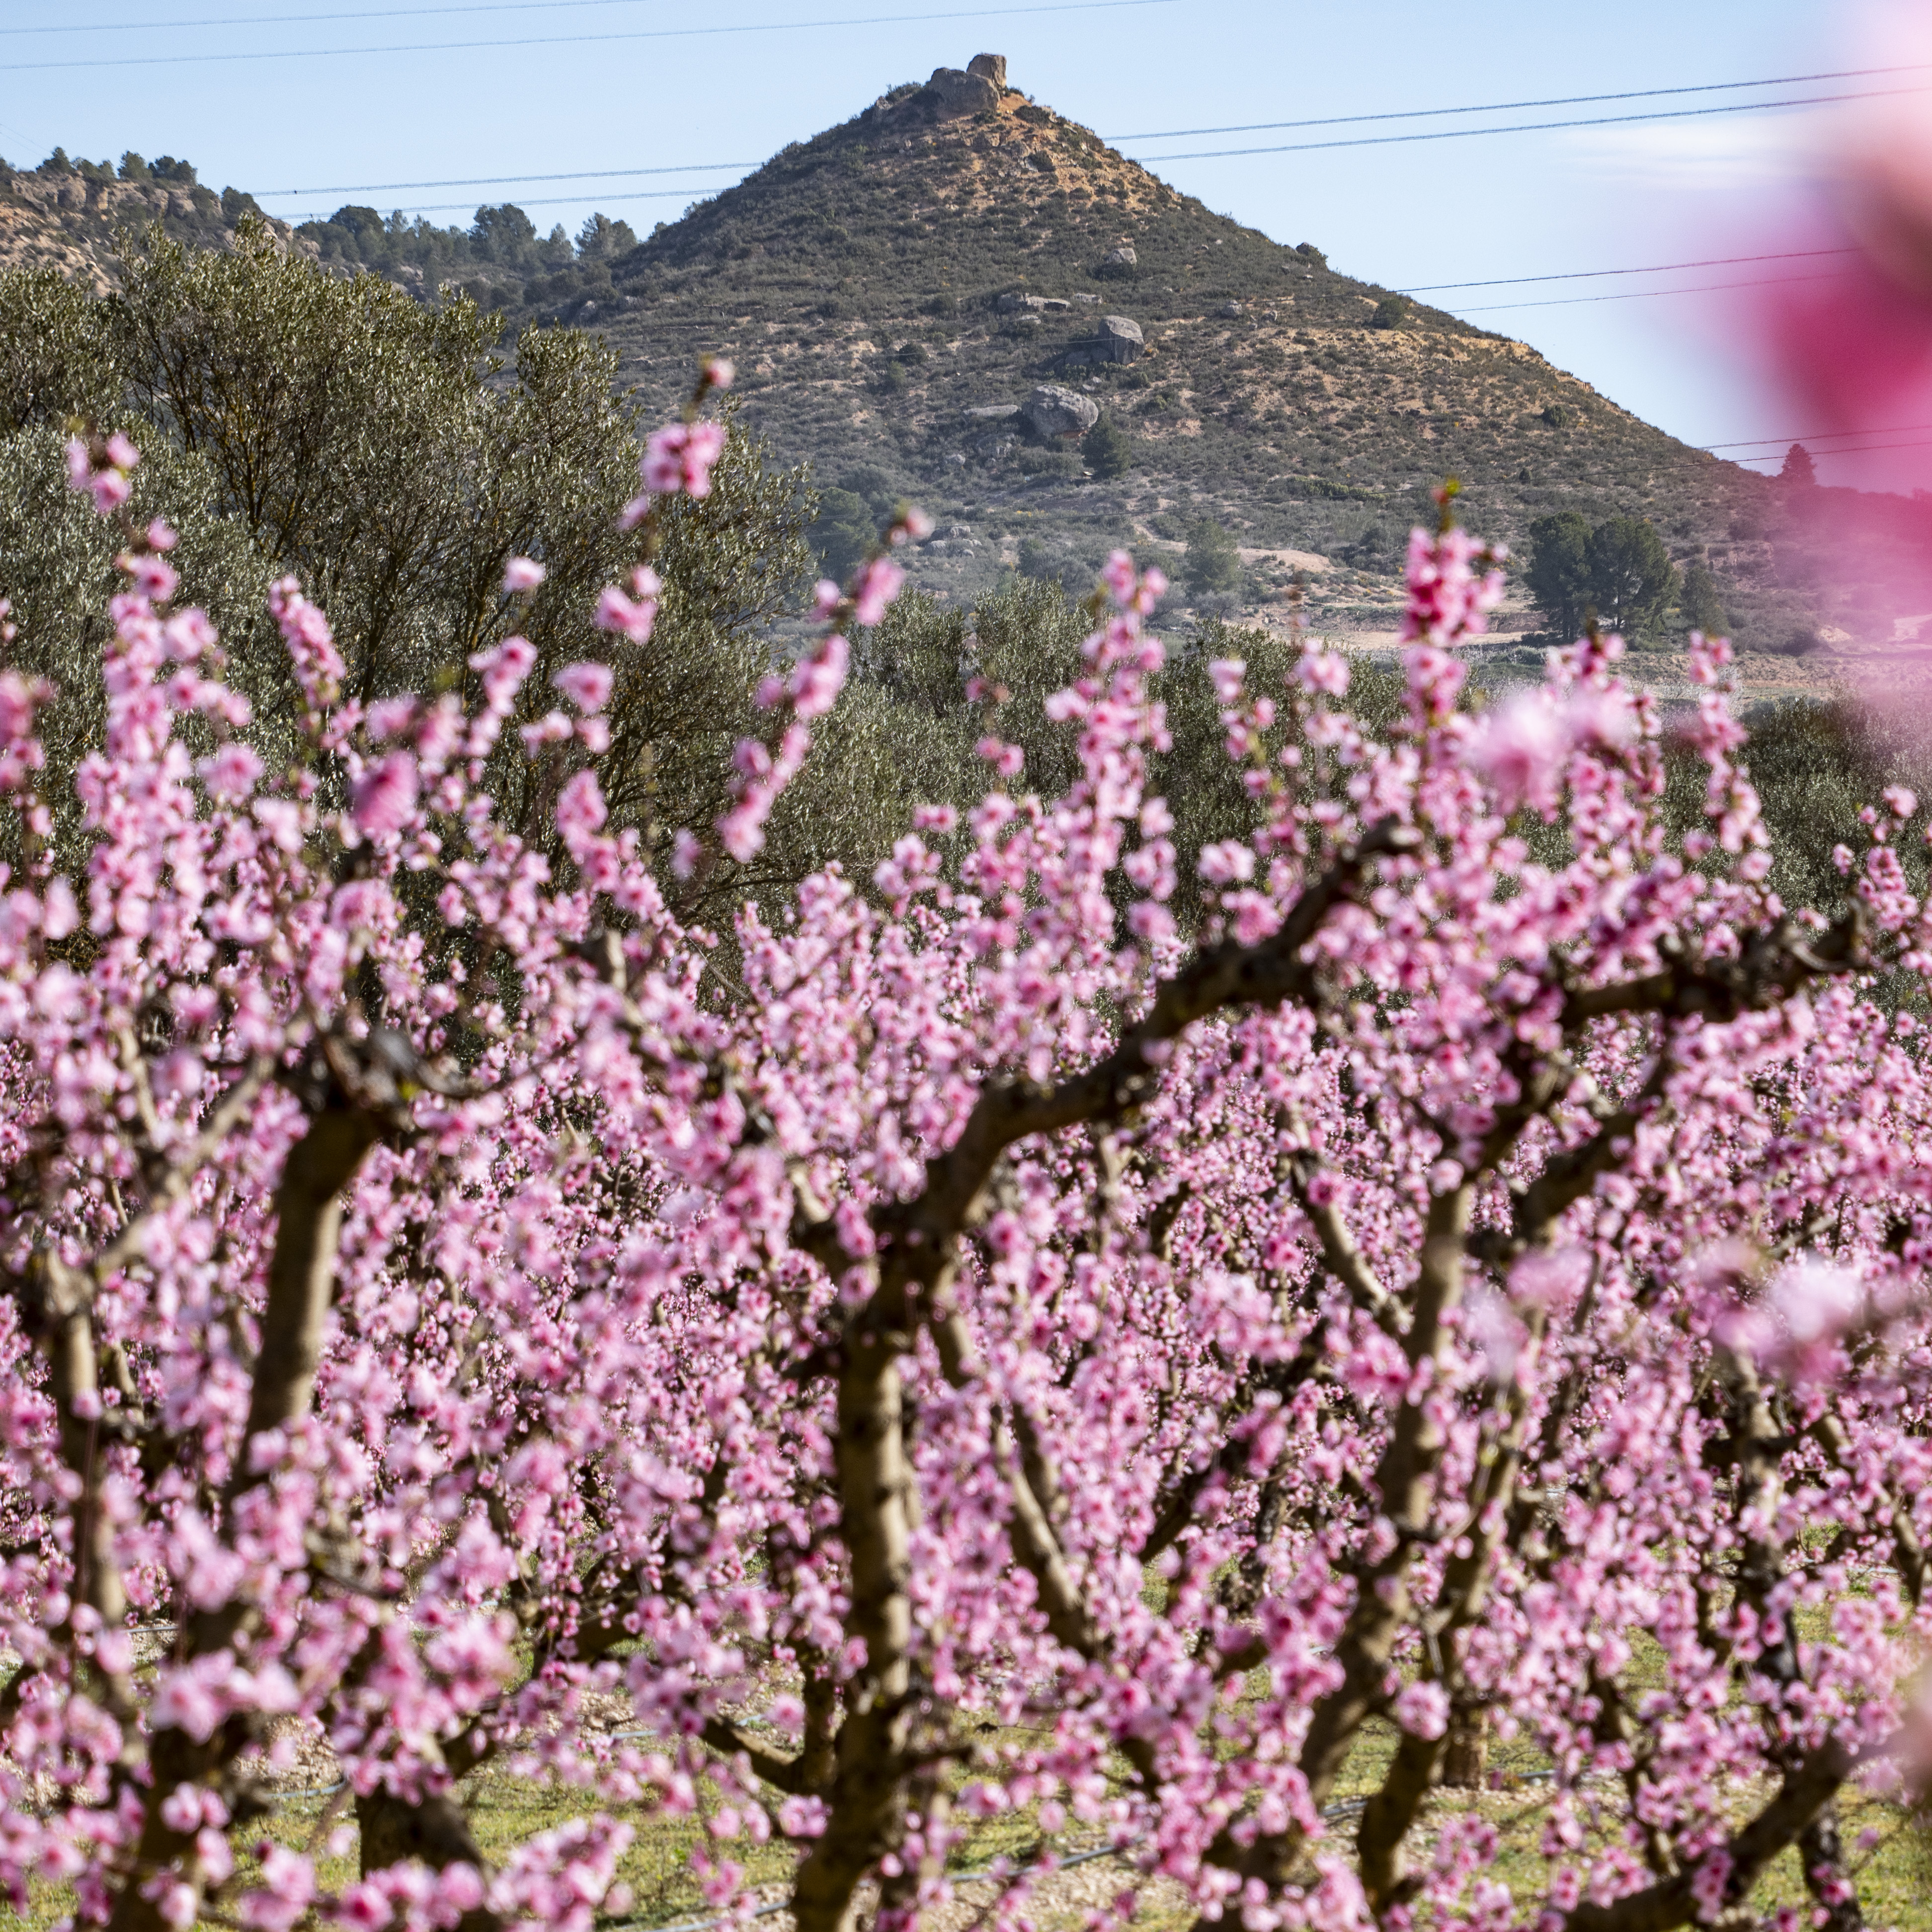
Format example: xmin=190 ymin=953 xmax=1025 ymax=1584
xmin=565 ymin=55 xmax=1932 ymax=663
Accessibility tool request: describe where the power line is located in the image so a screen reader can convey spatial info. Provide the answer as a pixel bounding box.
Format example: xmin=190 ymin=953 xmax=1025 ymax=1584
xmin=257 ymin=161 xmax=756 ymax=197
xmin=1453 ymin=270 xmax=1841 ymax=315
xmin=289 ymin=187 xmax=724 ymax=219
xmin=1102 ymin=61 xmax=1932 ymax=143
xmin=1699 ymin=424 xmax=1932 ymax=451
xmin=1400 ymin=247 xmax=1856 ymax=294
xmin=1 ymin=0 xmax=823 ymax=32
xmin=1764 ymin=436 xmax=1932 ymax=459
xmin=6 ymin=0 xmax=1181 ymax=71
xmin=1124 ymin=83 xmax=1932 ymax=162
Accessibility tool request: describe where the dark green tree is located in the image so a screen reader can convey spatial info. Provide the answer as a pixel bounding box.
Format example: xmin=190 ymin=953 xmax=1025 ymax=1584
xmin=576 ymin=213 xmax=638 ymax=261
xmin=1781 ymin=441 xmax=1818 ymax=486
xmin=1524 ymin=510 xmax=1592 ymax=639
xmin=1081 ymin=413 xmax=1132 ymax=480
xmin=809 ymin=487 xmax=876 ymax=582
xmin=1585 ymin=514 xmax=1677 ymax=639
xmin=471 ymin=202 xmax=538 ymax=264
xmin=1680 ymin=560 xmax=1728 ymax=639
xmin=1182 ymin=517 xmax=1242 ymax=598
xmin=1370 ymin=295 xmax=1413 ymax=330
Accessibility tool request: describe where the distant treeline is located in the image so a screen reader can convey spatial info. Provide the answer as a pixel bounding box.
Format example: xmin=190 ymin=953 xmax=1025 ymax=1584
xmin=296 ymin=201 xmax=643 ymax=314
xmin=6 ymin=148 xmax=643 ymax=319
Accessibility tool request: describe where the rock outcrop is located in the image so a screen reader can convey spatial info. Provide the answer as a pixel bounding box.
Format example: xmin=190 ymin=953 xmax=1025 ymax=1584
xmin=1058 ymin=315 xmax=1142 ymax=369
xmin=915 ymin=66 xmax=1001 ymax=120
xmin=1023 ymin=385 xmax=1100 ymax=438
xmin=966 ymin=53 xmax=1008 ymax=88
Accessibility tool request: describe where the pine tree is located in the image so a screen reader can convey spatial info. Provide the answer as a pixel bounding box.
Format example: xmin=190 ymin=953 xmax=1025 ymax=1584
xmin=1081 ymin=414 xmax=1132 ymax=481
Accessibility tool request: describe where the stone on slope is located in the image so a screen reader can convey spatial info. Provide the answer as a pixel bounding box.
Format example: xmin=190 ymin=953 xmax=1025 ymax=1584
xmin=1023 ymin=385 xmax=1100 ymax=438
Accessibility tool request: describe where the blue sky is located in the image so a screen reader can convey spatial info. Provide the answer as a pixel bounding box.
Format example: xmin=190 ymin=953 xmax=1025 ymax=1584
xmin=3 ymin=0 xmax=1851 ymax=470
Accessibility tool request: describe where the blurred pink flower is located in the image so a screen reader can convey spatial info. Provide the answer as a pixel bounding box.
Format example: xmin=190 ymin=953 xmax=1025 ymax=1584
xmin=351 ymin=752 xmax=419 ymax=838
xmin=502 ymin=556 xmax=546 ymax=593
xmin=851 ymin=557 xmax=905 ymax=628
xmin=642 ymin=419 xmax=727 ymax=499
xmin=553 ymin=662 xmax=613 ymax=714
xmin=1393 ymin=1680 xmax=1450 ymax=1740
xmin=1465 ymin=692 xmax=1567 ymax=817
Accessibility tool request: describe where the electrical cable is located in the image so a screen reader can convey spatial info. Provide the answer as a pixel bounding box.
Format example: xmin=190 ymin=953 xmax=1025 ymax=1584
xmin=1398 ymin=247 xmax=1856 ymax=293
xmin=1743 ymin=435 xmax=1932 ymax=459
xmin=1699 ymin=423 xmax=1932 ymax=451
xmin=6 ymin=0 xmax=1182 ymax=72
xmin=258 ymin=162 xmax=755 ymax=196
xmin=2 ymin=0 xmax=971 ymax=31
xmin=1123 ymin=82 xmax=1932 ymax=163
xmin=1450 ymin=270 xmax=1840 ymax=314
xmin=1102 ymin=61 xmax=1932 ymax=143
xmin=286 ymin=187 xmax=723 ymax=218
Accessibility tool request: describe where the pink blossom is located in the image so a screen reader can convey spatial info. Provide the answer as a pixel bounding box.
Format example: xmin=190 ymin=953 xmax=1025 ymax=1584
xmin=1465 ymin=691 xmax=1567 ymax=816
xmin=197 ymin=743 xmax=263 ymax=802
xmin=503 ymin=556 xmax=547 ymax=593
xmin=1197 ymin=840 xmax=1256 ymax=886
xmin=556 ymin=768 xmax=609 ymax=848
xmin=553 ymin=662 xmax=614 ymax=714
xmin=596 ymin=566 xmax=662 ymax=645
xmin=351 ymin=752 xmax=420 ymax=837
xmin=641 ymin=418 xmax=727 ymax=499
xmin=1392 ymin=1681 xmax=1450 ymax=1740
xmin=851 ymin=557 xmax=905 ymax=628
xmin=1296 ymin=648 xmax=1350 ymax=698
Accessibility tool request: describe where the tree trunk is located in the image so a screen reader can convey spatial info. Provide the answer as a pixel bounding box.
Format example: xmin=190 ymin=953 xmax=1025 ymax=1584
xmin=1439 ymin=1703 xmax=1489 ymax=1789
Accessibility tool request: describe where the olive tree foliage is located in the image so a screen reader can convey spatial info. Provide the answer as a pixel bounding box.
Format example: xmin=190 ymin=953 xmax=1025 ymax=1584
xmin=109 ymin=220 xmax=644 ymax=709
xmin=0 ymin=221 xmax=820 ymax=874
xmin=0 ymin=266 xmax=121 ymax=434
xmin=1701 ymin=697 xmax=1932 ymax=923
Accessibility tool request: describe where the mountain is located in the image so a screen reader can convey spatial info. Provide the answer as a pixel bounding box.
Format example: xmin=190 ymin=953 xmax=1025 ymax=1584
xmin=10 ymin=81 xmax=1932 ymax=681
xmin=566 ymin=54 xmax=1930 ymax=675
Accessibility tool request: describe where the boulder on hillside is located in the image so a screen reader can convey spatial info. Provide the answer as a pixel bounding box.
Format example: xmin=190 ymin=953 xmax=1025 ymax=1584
xmin=1023 ymin=385 xmax=1100 ymax=439
xmin=967 ymin=53 xmax=1008 ymax=88
xmin=1097 ymin=244 xmax=1137 ymax=277
xmin=1058 ymin=316 xmax=1143 ymax=371
xmin=915 ymin=67 xmax=1002 ymax=119
xmin=996 ymin=291 xmax=1048 ymax=313
xmin=962 ymin=403 xmax=1021 ymax=420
